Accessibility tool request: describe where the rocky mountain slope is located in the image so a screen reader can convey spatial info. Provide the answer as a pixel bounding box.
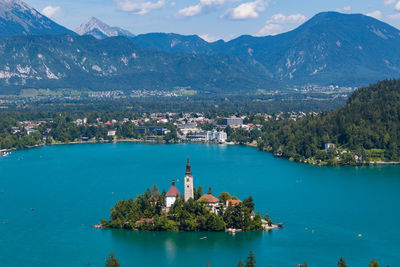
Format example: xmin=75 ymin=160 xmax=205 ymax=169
xmin=131 ymin=12 xmax=400 ymax=86
xmin=0 ymin=34 xmax=279 ymax=93
xmin=0 ymin=0 xmax=74 ymax=38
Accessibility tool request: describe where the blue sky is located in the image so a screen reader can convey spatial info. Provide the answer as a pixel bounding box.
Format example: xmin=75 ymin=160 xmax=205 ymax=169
xmin=25 ymin=0 xmax=400 ymax=41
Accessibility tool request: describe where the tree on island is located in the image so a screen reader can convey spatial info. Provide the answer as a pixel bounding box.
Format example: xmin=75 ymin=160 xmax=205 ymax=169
xmin=219 ymin=192 xmax=231 ymax=204
xmin=194 ymin=186 xmax=203 ymax=200
xmin=263 ymin=214 xmax=273 ymax=226
xmin=237 ymin=260 xmax=244 ymax=267
xmin=337 ymin=257 xmax=347 ymax=267
xmin=243 ymin=196 xmax=255 ymax=211
xmin=105 ymin=252 xmax=120 ymax=267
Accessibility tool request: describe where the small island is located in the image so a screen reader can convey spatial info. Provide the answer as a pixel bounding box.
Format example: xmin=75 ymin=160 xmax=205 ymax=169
xmin=100 ymin=158 xmax=277 ymax=232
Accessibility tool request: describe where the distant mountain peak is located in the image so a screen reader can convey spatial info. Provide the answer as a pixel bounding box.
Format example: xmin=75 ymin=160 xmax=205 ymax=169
xmin=76 ymin=17 xmax=134 ymax=39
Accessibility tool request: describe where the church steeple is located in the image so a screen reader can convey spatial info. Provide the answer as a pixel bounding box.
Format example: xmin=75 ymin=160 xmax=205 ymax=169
xmin=184 ymin=157 xmax=194 ymax=201
xmin=185 ymin=157 xmax=192 ymax=175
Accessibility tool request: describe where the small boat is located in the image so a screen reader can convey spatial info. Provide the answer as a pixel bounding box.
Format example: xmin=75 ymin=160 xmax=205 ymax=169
xmin=277 ymin=223 xmax=285 ymax=228
xmin=0 ymin=151 xmax=10 ymax=157
xmin=200 ymin=236 xmax=207 ymax=240
xmin=92 ymin=224 xmax=103 ymax=229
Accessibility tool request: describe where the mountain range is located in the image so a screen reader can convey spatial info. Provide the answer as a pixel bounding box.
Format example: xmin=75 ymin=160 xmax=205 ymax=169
xmin=1 ymin=0 xmax=400 ymax=93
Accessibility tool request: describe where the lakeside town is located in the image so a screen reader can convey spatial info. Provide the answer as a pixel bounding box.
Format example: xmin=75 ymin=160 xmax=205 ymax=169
xmin=0 ymin=110 xmax=312 ymax=153
xmin=1 ymin=109 xmax=397 ymax=166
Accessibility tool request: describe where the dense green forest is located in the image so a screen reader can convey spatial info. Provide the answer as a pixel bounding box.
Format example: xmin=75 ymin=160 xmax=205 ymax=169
xmin=102 ymin=186 xmax=266 ymax=232
xmin=228 ymin=79 xmax=400 ymax=165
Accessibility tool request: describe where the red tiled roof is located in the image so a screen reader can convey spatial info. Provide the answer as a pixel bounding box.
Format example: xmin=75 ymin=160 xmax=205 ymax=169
xmin=226 ymin=199 xmax=242 ymax=206
xmin=198 ymin=194 xmax=219 ymax=203
xmin=166 ymin=185 xmax=180 ymax=197
xmin=148 ymin=196 xmax=158 ymax=202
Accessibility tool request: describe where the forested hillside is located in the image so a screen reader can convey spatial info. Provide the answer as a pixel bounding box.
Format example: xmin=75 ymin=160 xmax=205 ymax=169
xmin=257 ymin=79 xmax=400 ymax=164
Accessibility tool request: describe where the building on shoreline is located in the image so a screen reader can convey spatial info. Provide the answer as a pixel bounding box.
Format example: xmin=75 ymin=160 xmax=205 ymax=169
xmin=136 ymin=126 xmax=169 ymax=136
xmin=185 ymin=131 xmax=227 ymax=143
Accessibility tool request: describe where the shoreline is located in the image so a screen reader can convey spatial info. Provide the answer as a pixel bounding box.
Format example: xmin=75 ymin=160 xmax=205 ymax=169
xmin=2 ymin=140 xmax=400 ymax=166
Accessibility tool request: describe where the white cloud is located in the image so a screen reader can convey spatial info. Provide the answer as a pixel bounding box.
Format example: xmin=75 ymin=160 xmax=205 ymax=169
xmin=366 ymin=10 xmax=383 ymax=19
xmin=267 ymin=13 xmax=307 ymax=24
xmin=222 ymin=0 xmax=268 ymax=20
xmin=343 ymin=6 xmax=352 ymax=12
xmin=335 ymin=5 xmax=351 ymax=13
xmin=41 ymin=6 xmax=62 ymax=20
xmin=176 ymin=0 xmax=227 ymax=18
xmin=387 ymin=13 xmax=400 ymax=19
xmin=256 ymin=23 xmax=283 ymax=36
xmin=256 ymin=13 xmax=307 ymax=36
xmin=396 ymin=1 xmax=400 ymax=10
xmin=200 ymin=0 xmax=226 ymax=5
xmin=176 ymin=4 xmax=203 ymax=17
xmin=384 ymin=0 xmax=395 ymax=5
xmin=114 ymin=0 xmax=165 ymax=15
xmin=199 ymin=34 xmax=220 ymax=42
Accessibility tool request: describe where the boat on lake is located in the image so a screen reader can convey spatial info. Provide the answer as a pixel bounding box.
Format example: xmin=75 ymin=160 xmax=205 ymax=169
xmin=277 ymin=223 xmax=285 ymax=228
xmin=0 ymin=150 xmax=10 ymax=157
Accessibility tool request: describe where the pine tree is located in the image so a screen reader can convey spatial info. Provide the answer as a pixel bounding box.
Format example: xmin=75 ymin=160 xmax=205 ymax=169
xmin=369 ymin=259 xmax=380 ymax=267
xmin=237 ymin=260 xmax=244 ymax=267
xmin=105 ymin=252 xmax=120 ymax=267
xmin=245 ymin=251 xmax=256 ymax=267
xmin=337 ymin=257 xmax=347 ymax=267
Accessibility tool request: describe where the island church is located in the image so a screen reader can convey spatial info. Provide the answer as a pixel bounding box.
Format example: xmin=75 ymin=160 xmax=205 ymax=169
xmin=165 ymin=158 xmax=194 ymax=208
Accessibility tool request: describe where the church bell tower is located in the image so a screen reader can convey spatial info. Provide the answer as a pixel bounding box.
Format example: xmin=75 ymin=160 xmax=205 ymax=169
xmin=184 ymin=157 xmax=194 ymax=201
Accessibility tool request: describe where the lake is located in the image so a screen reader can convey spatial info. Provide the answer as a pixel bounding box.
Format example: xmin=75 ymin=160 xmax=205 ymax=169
xmin=0 ymin=143 xmax=399 ymax=266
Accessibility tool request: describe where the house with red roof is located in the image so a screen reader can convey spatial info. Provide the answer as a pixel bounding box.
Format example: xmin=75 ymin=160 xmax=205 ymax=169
xmin=226 ymin=199 xmax=242 ymax=207
xmin=165 ymin=179 xmax=180 ymax=208
xmin=198 ymin=192 xmax=220 ymax=214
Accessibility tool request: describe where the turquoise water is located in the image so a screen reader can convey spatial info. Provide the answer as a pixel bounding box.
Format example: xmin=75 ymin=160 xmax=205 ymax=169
xmin=0 ymin=143 xmax=399 ymax=267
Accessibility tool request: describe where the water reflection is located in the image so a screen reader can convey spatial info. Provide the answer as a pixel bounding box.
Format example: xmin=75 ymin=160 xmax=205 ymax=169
xmin=107 ymin=229 xmax=266 ymax=252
